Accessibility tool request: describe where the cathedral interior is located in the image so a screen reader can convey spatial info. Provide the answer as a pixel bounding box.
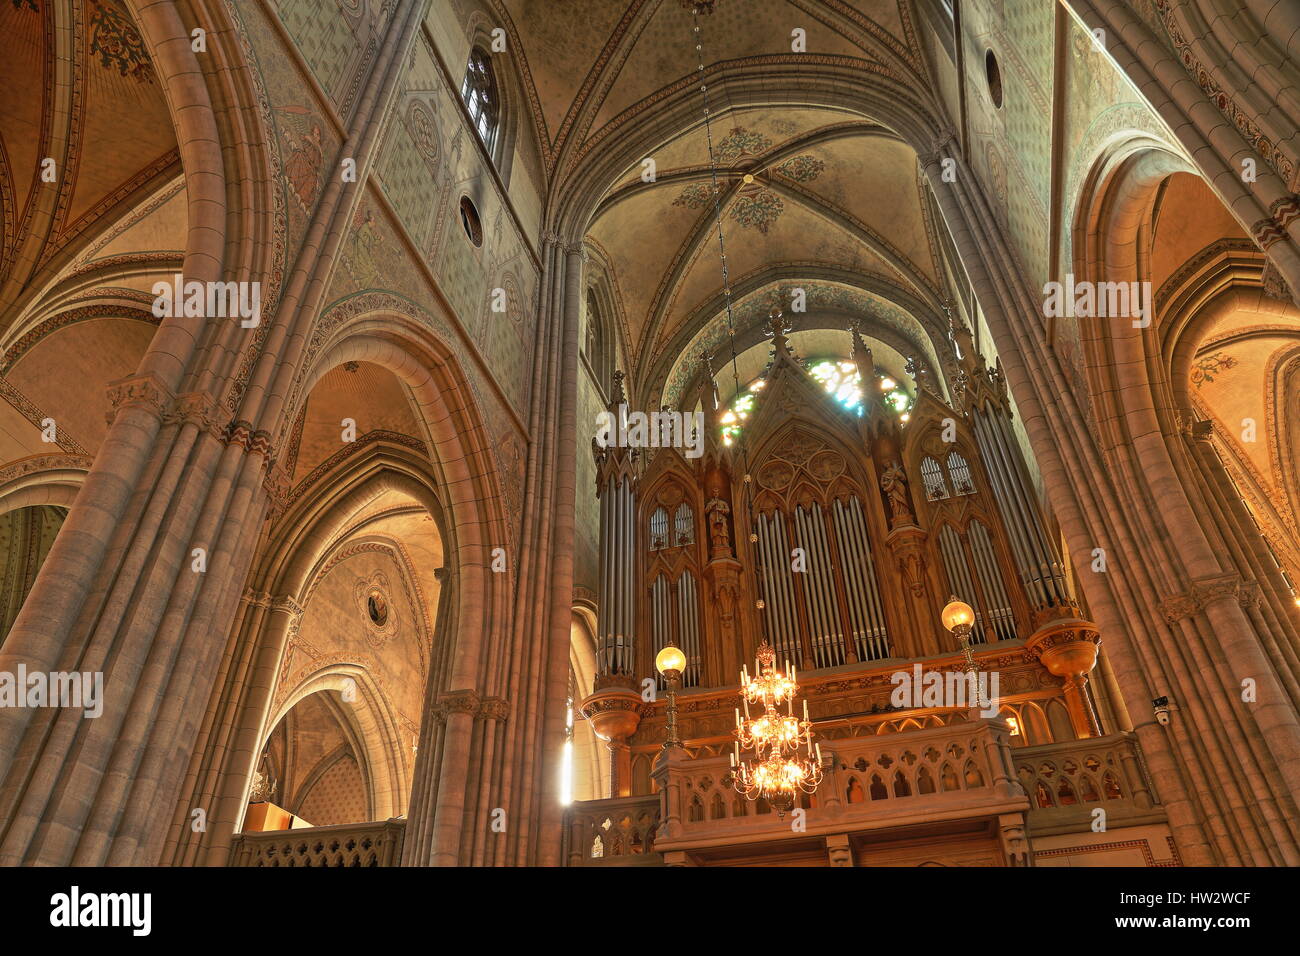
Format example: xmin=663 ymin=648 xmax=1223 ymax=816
xmin=0 ymin=0 xmax=1298 ymax=872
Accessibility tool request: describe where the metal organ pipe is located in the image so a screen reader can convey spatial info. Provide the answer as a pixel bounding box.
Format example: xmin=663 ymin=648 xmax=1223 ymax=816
xmin=990 ymin=411 xmax=1071 ymax=604
xmin=970 ymin=520 xmax=1016 ymax=640
xmin=624 ymin=483 xmax=636 ymax=673
xmin=810 ymin=504 xmax=846 ymax=667
xmin=976 ymin=409 xmax=1070 ymax=608
xmin=938 ymin=525 xmax=983 ymax=642
xmin=679 ymin=571 xmax=700 ymax=687
xmin=835 ymin=498 xmax=873 ymax=661
xmin=799 ymin=508 xmax=828 ymax=668
xmin=839 ymin=506 xmax=866 ymax=659
xmin=758 ymin=512 xmax=799 ymax=670
xmin=849 ymin=497 xmax=890 ymax=660
xmin=598 ymin=482 xmax=610 ymax=673
xmin=983 ymin=412 xmax=1057 ymax=604
xmin=972 ymin=414 xmax=1043 ymax=606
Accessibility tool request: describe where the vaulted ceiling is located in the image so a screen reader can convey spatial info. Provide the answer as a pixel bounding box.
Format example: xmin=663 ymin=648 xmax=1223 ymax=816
xmin=0 ymin=0 xmax=183 ymax=473
xmin=0 ymin=0 xmax=180 ymax=324
xmin=492 ymin=0 xmax=929 ymax=178
xmin=477 ymin=0 xmax=950 ymax=406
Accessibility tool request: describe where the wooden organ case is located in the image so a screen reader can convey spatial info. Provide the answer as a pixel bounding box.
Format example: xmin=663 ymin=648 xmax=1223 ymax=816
xmin=580 ymin=323 xmax=1114 ymax=841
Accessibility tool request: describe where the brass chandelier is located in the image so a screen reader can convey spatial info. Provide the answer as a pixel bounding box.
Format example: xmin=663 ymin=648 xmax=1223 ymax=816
xmin=730 ymin=641 xmax=823 ymax=816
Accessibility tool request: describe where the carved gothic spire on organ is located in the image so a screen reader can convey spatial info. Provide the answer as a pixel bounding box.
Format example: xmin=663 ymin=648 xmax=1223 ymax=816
xmin=947 ymin=310 xmax=1007 ymax=415
xmin=850 ymin=318 xmax=893 ymax=436
xmin=593 ymin=369 xmax=638 ymax=487
xmin=764 ymin=301 xmax=793 ymax=360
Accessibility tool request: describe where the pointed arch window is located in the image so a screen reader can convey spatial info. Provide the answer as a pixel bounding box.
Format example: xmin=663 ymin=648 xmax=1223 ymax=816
xmin=584 ymin=289 xmax=612 ymax=392
xmin=461 ymin=47 xmax=500 ymax=153
xmin=719 ymin=356 xmax=912 ymax=446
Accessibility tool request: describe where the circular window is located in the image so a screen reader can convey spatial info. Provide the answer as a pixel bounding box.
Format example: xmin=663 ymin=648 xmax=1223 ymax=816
xmin=459 ymin=195 xmax=483 ymax=247
xmin=985 ymin=49 xmax=1004 ymax=109
xmin=366 ymin=588 xmax=389 ymax=626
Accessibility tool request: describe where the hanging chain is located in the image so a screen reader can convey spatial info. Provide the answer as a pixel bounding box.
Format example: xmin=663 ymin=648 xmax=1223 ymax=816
xmin=692 ymin=10 xmax=754 ymax=498
xmin=692 ymin=8 xmax=764 ymax=619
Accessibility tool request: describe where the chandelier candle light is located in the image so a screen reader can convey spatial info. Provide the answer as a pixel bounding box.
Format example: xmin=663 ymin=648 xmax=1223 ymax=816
xmin=730 ymin=641 xmax=823 ymax=816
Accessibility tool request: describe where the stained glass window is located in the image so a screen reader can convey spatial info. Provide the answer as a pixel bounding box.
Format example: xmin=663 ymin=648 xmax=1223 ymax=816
xmin=720 ymin=357 xmax=913 ymax=444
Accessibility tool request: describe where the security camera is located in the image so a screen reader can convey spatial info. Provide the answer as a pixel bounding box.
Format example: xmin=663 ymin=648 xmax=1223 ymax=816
xmin=1153 ymin=696 xmax=1172 ymax=726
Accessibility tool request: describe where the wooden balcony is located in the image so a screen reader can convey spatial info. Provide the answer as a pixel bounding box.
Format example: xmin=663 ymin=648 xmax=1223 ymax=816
xmin=656 ymin=716 xmax=1028 ymax=853
xmin=1013 ymin=731 xmax=1165 ymax=833
xmin=564 ymin=724 xmax=1166 ymax=866
xmin=565 ymin=716 xmax=1032 ymax=865
xmin=564 ymin=794 xmax=664 ymax=866
xmin=229 ymin=819 xmax=406 ymax=866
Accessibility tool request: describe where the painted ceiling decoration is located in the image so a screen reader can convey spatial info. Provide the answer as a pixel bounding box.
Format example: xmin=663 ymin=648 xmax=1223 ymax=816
xmin=671 ymin=127 xmax=829 ymax=234
xmin=88 ymin=0 xmax=154 ymax=82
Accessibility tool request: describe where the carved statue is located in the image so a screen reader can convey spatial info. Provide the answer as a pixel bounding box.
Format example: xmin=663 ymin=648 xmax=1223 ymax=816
xmin=880 ymin=459 xmax=913 ymax=523
xmin=706 ymin=497 xmax=732 ymax=557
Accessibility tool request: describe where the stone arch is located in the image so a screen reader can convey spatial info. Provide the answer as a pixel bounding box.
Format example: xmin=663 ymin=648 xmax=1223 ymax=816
xmin=453 ymin=13 xmax=540 ymax=189
xmin=549 ymin=62 xmax=947 ymax=240
xmin=261 ymin=664 xmax=410 ymax=824
xmin=0 ymin=456 xmax=90 ymax=517
xmin=168 ymin=444 xmax=452 ymax=865
xmin=288 ymin=310 xmax=512 ymax=694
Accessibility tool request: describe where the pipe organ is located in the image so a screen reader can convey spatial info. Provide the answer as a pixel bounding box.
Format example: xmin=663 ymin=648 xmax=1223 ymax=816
xmin=581 ymin=321 xmax=1107 ymax=800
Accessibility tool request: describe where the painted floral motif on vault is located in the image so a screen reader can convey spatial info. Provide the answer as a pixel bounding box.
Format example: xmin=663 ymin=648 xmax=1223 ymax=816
xmin=88 ymin=0 xmax=153 ymax=82
xmin=730 ymin=186 xmax=783 ymax=233
xmin=673 ymin=182 xmax=721 ymax=210
xmin=1190 ymin=352 xmax=1238 ymax=388
xmin=773 ymin=155 xmax=825 ymax=183
xmin=715 ymin=126 xmax=772 ymax=162
xmin=672 ymin=144 xmax=825 ymax=233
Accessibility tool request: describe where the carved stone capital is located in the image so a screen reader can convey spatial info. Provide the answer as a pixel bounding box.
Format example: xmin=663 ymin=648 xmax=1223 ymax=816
xmin=1159 ymin=592 xmax=1201 ymax=624
xmin=244 ymin=588 xmax=273 ymax=609
xmin=478 ymin=696 xmax=511 ymax=722
xmin=1162 ymin=573 xmax=1260 ymax=622
xmin=269 ymin=594 xmax=304 ymax=618
xmin=919 ymin=124 xmax=957 ymax=170
xmin=105 ymin=372 xmax=174 ymax=426
xmin=163 ymin=391 xmax=226 ymax=440
xmin=435 ymin=689 xmax=481 ymax=717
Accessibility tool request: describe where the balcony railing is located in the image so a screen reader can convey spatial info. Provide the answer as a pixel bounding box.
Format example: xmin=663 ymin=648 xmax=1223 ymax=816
xmin=565 ymin=794 xmax=664 ymax=866
xmin=655 ymin=716 xmax=1027 ymax=852
xmin=229 ymin=819 xmax=406 ymax=866
xmin=564 ymin=717 xmax=1031 ymax=864
xmin=1013 ymin=731 xmax=1162 ymax=832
